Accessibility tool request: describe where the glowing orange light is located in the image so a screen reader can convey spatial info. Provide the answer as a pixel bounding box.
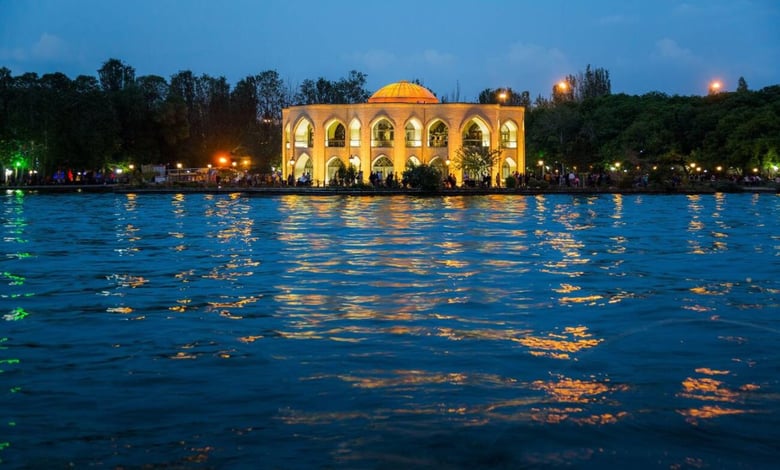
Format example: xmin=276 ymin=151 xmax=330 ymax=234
xmin=709 ymin=81 xmax=722 ymax=94
xmin=557 ymin=81 xmax=568 ymax=90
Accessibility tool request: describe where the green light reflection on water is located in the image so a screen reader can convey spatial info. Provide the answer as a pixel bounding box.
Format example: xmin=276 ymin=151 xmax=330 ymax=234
xmin=1 ymin=272 xmax=25 ymax=286
xmin=2 ymin=308 xmax=29 ymax=321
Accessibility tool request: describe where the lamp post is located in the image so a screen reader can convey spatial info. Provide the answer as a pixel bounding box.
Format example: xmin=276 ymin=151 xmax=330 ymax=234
xmin=496 ymin=90 xmax=507 ymax=187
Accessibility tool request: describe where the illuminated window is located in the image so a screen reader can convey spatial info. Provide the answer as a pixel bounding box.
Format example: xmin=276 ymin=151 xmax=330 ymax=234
xmin=326 ymin=122 xmax=346 ymax=147
xmin=349 ymin=119 xmax=361 ymax=146
xmin=405 ymin=121 xmax=422 ymax=147
xmin=500 ymin=121 xmax=518 ymax=148
xmin=372 ymin=119 xmax=394 ymax=147
xmin=428 ymin=121 xmax=448 ymax=147
xmin=294 ymin=120 xmax=314 ymax=148
xmin=463 ymin=122 xmax=484 ymax=148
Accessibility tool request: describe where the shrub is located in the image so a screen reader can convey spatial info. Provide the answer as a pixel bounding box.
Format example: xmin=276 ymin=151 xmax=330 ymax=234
xmin=402 ymin=164 xmax=442 ymax=191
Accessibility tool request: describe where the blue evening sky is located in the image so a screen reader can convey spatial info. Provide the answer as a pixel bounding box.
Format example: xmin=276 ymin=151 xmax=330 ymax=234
xmin=1 ymin=0 xmax=778 ymax=101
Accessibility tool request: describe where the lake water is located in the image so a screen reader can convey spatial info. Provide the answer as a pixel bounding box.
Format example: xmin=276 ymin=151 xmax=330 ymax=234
xmin=2 ymin=191 xmax=779 ymax=468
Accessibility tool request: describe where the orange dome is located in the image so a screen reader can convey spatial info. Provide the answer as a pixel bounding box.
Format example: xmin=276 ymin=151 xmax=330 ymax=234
xmin=367 ymin=80 xmax=439 ymax=104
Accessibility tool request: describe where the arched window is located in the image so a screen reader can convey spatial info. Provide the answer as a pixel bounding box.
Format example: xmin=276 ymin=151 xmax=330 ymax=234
xmin=372 ymin=119 xmax=394 ymax=147
xmin=349 ymin=119 xmax=361 ymax=146
xmin=462 ymin=118 xmax=489 ymax=149
xmin=405 ymin=120 xmax=422 ymax=147
xmin=326 ymin=122 xmax=346 ymax=147
xmin=500 ymin=121 xmax=518 ymax=148
xmin=294 ymin=120 xmax=314 ymax=148
xmin=428 ymin=120 xmax=448 ymax=147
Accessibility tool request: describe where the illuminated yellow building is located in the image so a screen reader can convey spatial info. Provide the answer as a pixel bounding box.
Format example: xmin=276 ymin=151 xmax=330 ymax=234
xmin=281 ymin=80 xmax=525 ymax=186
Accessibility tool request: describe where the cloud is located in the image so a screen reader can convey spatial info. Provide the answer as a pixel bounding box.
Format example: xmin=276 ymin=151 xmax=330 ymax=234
xmin=416 ymin=49 xmax=455 ymax=67
xmin=343 ymin=49 xmax=398 ymax=70
xmin=504 ymin=42 xmax=567 ymax=67
xmin=653 ymin=38 xmax=697 ymax=62
xmin=31 ymin=33 xmax=69 ymax=60
xmin=0 ymin=33 xmax=71 ymax=63
xmin=344 ymin=48 xmax=455 ymax=71
xmin=0 ymin=46 xmax=27 ymax=62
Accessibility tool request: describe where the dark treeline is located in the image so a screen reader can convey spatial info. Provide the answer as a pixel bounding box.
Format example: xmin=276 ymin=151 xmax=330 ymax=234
xmin=1 ymin=58 xmax=779 ymax=182
xmin=0 ymin=59 xmax=370 ymax=180
xmin=480 ymin=68 xmax=780 ymax=180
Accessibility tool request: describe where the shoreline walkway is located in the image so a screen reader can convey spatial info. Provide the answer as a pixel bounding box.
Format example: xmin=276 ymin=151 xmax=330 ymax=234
xmin=3 ymin=184 xmax=777 ymax=196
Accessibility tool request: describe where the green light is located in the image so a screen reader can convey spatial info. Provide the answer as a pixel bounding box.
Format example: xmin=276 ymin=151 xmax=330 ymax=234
xmin=2 ymin=308 xmax=28 ymax=321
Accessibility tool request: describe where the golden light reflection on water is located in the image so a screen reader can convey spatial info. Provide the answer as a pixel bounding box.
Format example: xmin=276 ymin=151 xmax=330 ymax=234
xmin=106 ymin=273 xmax=149 ymax=288
xmin=336 ymin=369 xmax=513 ymax=389
xmin=610 ymin=194 xmax=623 ymax=222
xmin=280 ymin=369 xmax=628 ymax=430
xmin=530 ymin=375 xmax=628 ymax=404
xmin=676 ymin=367 xmax=759 ymax=424
xmin=516 ymin=326 xmax=603 ymax=359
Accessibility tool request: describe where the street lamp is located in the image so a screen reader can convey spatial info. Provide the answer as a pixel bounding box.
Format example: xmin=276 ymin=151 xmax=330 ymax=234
xmin=553 ymin=81 xmax=569 ymax=102
xmin=496 ymin=89 xmax=507 ymax=154
xmin=709 ymin=81 xmax=722 ymax=95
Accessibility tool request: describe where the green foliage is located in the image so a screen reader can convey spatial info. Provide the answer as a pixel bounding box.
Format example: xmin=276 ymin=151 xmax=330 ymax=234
xmin=477 ymin=87 xmax=530 ymax=107
xmin=526 ymin=177 xmax=549 ymax=189
xmin=2 ymin=58 xmax=779 ymax=187
xmin=294 ymin=70 xmax=370 ymax=105
xmin=402 ymin=163 xmax=442 ymax=191
xmin=453 ymin=146 xmax=502 ymax=178
xmin=527 ymin=85 xmax=780 ymax=180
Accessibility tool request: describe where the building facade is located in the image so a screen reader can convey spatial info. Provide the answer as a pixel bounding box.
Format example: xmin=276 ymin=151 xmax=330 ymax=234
xmin=281 ymin=81 xmax=525 ymax=186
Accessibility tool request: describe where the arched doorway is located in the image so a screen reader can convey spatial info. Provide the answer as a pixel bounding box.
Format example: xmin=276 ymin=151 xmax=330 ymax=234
xmin=326 ymin=156 xmax=345 ymax=185
xmin=291 ymin=153 xmax=313 ymax=185
xmin=429 ymin=156 xmax=449 ymax=185
xmin=502 ymin=157 xmax=517 ymax=180
xmin=371 ymin=155 xmax=394 ymax=186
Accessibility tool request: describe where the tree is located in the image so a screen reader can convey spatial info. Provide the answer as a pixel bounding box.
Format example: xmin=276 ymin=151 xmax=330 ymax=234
xmin=98 ymin=58 xmax=135 ymax=93
xmin=576 ymin=64 xmax=611 ymax=101
xmin=477 ymin=87 xmax=530 ymax=107
xmin=453 ymin=145 xmax=502 ymax=179
xmin=294 ymin=71 xmax=370 ymax=104
xmin=402 ymin=162 xmax=442 ymax=191
xmin=336 ymin=70 xmax=370 ymax=104
xmin=737 ymin=76 xmax=749 ymax=93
